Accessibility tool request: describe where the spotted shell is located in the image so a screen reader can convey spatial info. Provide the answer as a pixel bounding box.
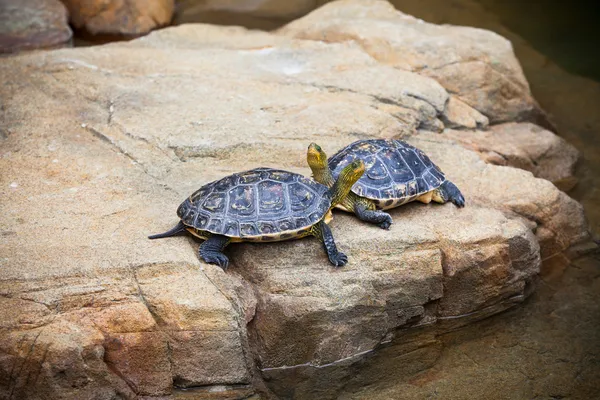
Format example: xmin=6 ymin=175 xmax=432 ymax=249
xmin=329 ymin=139 xmax=446 ymax=208
xmin=176 ymin=168 xmax=331 ymax=239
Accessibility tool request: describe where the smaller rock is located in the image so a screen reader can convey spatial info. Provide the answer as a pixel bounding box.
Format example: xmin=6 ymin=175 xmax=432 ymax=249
xmin=442 ymin=95 xmax=489 ymax=129
xmin=443 ymin=122 xmax=580 ymax=190
xmin=62 ymin=0 xmax=174 ymax=36
xmin=0 ymin=0 xmax=72 ymax=53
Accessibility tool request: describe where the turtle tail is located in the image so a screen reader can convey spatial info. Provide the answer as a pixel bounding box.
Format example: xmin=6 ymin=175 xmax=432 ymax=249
xmin=148 ymin=221 xmax=187 ymax=239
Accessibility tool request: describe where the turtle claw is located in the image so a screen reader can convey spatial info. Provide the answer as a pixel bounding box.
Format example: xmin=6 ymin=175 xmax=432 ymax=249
xmin=203 ymin=253 xmax=230 ymax=270
xmin=355 ymin=204 xmax=392 ymax=230
xmin=441 ymin=180 xmax=465 ymax=208
xmin=378 ymin=216 xmax=393 ymax=230
xmin=330 ymin=252 xmax=348 ymax=268
xmin=452 ymin=193 xmax=466 ymax=208
xmin=452 ymin=195 xmax=465 ymax=208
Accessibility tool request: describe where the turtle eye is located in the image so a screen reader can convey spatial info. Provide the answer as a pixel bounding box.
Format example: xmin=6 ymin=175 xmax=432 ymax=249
xmin=315 ymin=145 xmax=322 ymax=151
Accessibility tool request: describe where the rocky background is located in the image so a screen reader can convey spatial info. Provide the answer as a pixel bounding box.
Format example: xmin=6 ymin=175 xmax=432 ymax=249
xmin=0 ymin=0 xmax=596 ymax=399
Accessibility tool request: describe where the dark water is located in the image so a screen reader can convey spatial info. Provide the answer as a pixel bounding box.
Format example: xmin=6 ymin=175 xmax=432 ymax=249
xmin=476 ymin=0 xmax=600 ymax=82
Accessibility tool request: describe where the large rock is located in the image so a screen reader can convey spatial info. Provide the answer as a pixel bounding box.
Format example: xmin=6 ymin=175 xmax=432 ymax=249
xmin=0 ymin=0 xmax=72 ymax=53
xmin=61 ymin=0 xmax=175 ymax=36
xmin=0 ymin=12 xmax=591 ymax=400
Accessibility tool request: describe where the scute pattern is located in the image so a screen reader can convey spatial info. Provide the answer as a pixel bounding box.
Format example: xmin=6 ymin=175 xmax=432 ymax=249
xmin=177 ymin=168 xmax=330 ymax=238
xmin=329 ymin=139 xmax=447 ymax=201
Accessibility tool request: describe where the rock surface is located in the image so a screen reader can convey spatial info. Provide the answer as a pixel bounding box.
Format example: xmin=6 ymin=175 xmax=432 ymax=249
xmin=0 ymin=0 xmax=72 ymax=53
xmin=62 ymin=0 xmax=174 ymax=36
xmin=0 ymin=2 xmax=591 ymax=399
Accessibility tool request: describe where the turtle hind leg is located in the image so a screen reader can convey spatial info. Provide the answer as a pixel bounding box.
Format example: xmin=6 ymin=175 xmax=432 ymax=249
xmin=311 ymin=220 xmax=347 ymax=267
xmin=199 ymin=234 xmax=231 ymax=270
xmin=433 ymin=180 xmax=465 ymax=208
xmin=355 ymin=200 xmax=393 ymax=230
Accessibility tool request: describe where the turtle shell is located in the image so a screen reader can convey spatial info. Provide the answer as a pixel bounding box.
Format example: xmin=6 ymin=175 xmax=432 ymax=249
xmin=329 ymin=139 xmax=446 ymax=207
xmin=176 ymin=168 xmax=331 ymax=240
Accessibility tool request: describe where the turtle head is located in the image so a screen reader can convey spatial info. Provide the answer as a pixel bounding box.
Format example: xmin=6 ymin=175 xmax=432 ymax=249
xmin=307 ymin=143 xmax=336 ymax=187
xmin=340 ymin=159 xmax=365 ymax=185
xmin=329 ymin=159 xmax=365 ymax=207
xmin=307 ymin=143 xmax=327 ymax=170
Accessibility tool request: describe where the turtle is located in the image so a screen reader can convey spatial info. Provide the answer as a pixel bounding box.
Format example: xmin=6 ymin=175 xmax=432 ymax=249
xmin=307 ymin=139 xmax=465 ymax=229
xmin=148 ymin=159 xmax=366 ymax=269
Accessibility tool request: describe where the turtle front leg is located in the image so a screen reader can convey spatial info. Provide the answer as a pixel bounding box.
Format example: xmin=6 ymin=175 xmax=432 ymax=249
xmin=354 ymin=200 xmax=393 ymax=230
xmin=433 ymin=180 xmax=465 ymax=208
xmin=199 ymin=234 xmax=231 ymax=269
xmin=311 ymin=220 xmax=348 ymax=267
